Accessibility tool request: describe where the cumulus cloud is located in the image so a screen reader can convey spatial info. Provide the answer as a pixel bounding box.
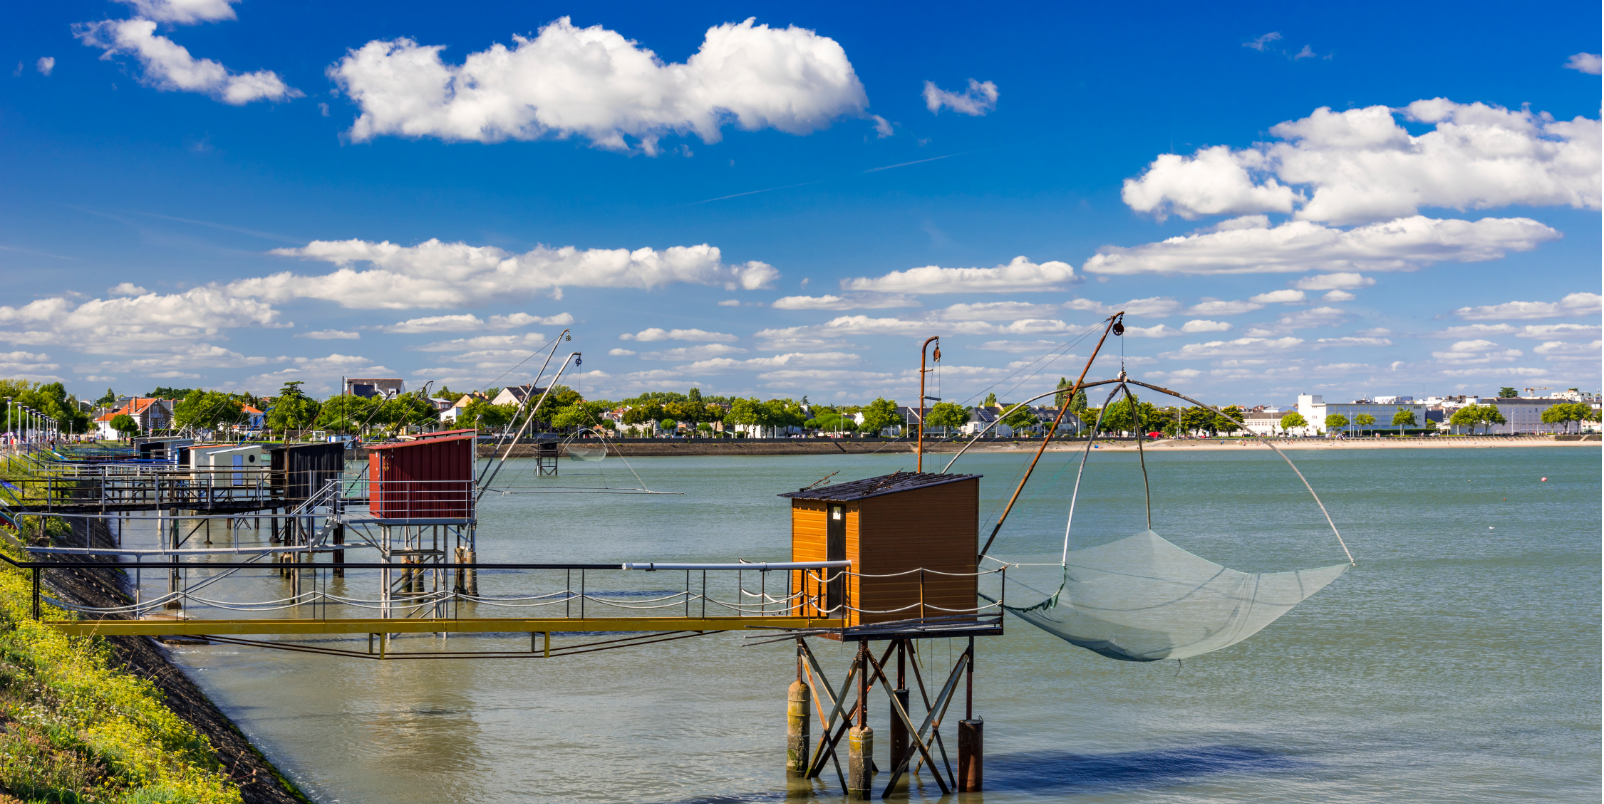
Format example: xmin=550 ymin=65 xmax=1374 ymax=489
xmin=1565 ymin=53 xmax=1602 ymax=75
xmin=377 ymin=312 xmax=572 ymax=333
xmin=717 ymin=299 xmax=741 ymax=307
xmin=109 ymin=283 xmax=149 ymax=296
xmin=115 ymin=0 xmax=238 ymax=24
xmin=36 ymin=57 xmax=54 ymax=76
xmin=410 ymin=333 xmax=550 ymax=352
xmin=608 ymin=348 xmax=636 ymax=357
xmin=0 ymin=351 xmax=60 ymax=377
xmin=1249 ymin=289 xmax=1307 ymax=304
xmin=670 ymin=352 xmax=859 ymax=374
xmin=1292 ymin=272 xmax=1374 ymax=290
xmin=1243 ymin=32 xmax=1282 ymax=52
xmin=1246 ymin=306 xmax=1347 ymax=336
xmin=842 ymin=256 xmax=1076 ymax=294
xmin=937 ymin=302 xmax=1062 ymax=321
xmin=1322 ymin=290 xmax=1355 ymax=301
xmin=1063 ymin=296 xmax=1183 ymax=317
xmin=75 ymin=19 xmax=299 ymax=105
xmin=330 ymin=17 xmax=868 ymax=153
xmin=1426 ymin=324 xmax=1515 ymax=338
xmin=1084 ymin=216 xmax=1558 ymax=276
xmin=1454 ymin=292 xmax=1602 ymax=320
xmin=247 ymin=239 xmax=778 ymax=309
xmin=296 ymin=329 xmax=359 ymax=340
xmin=0 ymin=288 xmax=281 ymax=350
xmin=1533 ymin=340 xmax=1601 ymax=356
xmin=620 ymin=328 xmax=737 ymax=343
xmin=635 ymin=344 xmax=748 ymax=361
xmin=1514 ymin=323 xmax=1602 ymax=340
xmin=1182 ymin=319 xmax=1231 ymax=333
xmin=1160 ymin=337 xmax=1305 ymax=359
xmin=922 ymin=79 xmax=998 ymax=116
xmin=975 ymin=339 xmax=1065 ymax=353
xmin=1121 ymin=99 xmax=1601 ymax=224
xmin=1185 ymin=299 xmax=1264 ymax=316
xmin=771 ymin=294 xmax=918 ymax=310
xmin=1431 ymin=339 xmax=1521 ymax=364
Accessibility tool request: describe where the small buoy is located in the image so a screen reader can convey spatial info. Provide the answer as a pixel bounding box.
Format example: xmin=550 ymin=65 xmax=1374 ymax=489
xmin=1489 ymin=526 xmax=1494 ymax=530
xmin=1541 ymin=477 xmax=1547 ymax=482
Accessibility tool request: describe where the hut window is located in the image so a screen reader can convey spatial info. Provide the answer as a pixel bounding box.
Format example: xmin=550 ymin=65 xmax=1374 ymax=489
xmin=831 ymin=507 xmax=842 ymax=520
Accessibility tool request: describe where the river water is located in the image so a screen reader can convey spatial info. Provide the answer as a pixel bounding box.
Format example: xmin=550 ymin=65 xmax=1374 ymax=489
xmin=128 ymin=446 xmax=1599 ymax=803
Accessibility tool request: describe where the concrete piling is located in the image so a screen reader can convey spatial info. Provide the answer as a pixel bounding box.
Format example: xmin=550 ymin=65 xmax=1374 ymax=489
xmin=958 ymin=718 xmax=983 ymax=792
xmin=786 ymin=680 xmax=811 ymax=775
xmin=847 ymin=725 xmax=874 ymax=799
xmin=889 ymin=687 xmax=910 ymax=771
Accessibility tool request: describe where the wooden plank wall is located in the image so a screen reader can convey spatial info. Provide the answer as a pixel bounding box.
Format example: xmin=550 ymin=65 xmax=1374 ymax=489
xmin=853 ymin=478 xmax=978 ymax=625
xmin=790 ymin=501 xmax=828 ymax=617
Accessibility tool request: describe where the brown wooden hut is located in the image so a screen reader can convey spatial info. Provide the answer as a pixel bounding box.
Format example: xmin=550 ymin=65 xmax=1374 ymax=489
xmin=779 ymin=471 xmax=981 ymax=627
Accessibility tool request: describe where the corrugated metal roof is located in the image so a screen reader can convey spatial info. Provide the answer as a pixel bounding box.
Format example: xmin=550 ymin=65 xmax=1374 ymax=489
xmin=778 ymin=471 xmax=981 ymax=502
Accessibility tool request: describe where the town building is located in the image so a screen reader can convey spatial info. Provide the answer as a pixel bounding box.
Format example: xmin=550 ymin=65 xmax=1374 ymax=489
xmin=345 ymin=378 xmax=406 ymax=399
xmin=1295 ymin=394 xmax=1431 ymax=436
xmin=489 ymin=384 xmax=547 ymax=408
xmin=93 ymin=397 xmax=175 ymax=438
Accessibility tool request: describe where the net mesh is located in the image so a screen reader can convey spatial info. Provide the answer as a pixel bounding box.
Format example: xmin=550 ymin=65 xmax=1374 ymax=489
xmin=1005 ymin=530 xmax=1349 ymax=662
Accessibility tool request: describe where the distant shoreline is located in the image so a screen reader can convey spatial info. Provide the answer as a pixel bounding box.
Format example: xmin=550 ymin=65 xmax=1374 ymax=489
xmin=444 ymin=433 xmax=1599 ymax=459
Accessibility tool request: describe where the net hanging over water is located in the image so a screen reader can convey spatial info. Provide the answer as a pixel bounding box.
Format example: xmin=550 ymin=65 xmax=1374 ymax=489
xmin=1008 ymin=530 xmax=1349 ymax=661
xmin=990 ymin=378 xmax=1355 ymax=662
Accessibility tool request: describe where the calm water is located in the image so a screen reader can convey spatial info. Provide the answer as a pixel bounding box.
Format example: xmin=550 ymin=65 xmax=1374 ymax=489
xmin=128 ymin=447 xmax=1599 ymax=803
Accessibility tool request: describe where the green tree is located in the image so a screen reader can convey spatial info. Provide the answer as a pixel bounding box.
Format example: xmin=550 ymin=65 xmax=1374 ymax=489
xmin=1216 ymin=405 xmax=1245 ymax=435
xmin=982 ymin=392 xmax=998 ymax=409
xmin=266 ymin=381 xmax=320 ymax=436
xmin=173 ymin=390 xmax=245 ymax=433
xmin=1479 ymin=404 xmax=1506 ymax=433
xmin=1542 ymin=402 xmax=1596 ymax=434
xmin=95 ymin=387 xmax=117 ymax=407
xmin=1280 ymin=411 xmax=1308 ymax=433
xmin=1447 ymin=405 xmax=1479 ymax=434
xmin=1001 ymin=403 xmax=1038 ymax=434
xmin=859 ymin=397 xmax=900 ymax=436
xmin=1102 ymin=393 xmax=1141 ymax=434
xmin=926 ymin=401 xmax=968 ymax=435
xmin=109 ymin=413 xmax=140 ymax=438
xmin=1324 ymin=413 xmax=1349 ymax=436
xmin=316 ymin=393 xmax=379 ymax=433
xmin=459 ymin=399 xmax=514 ymax=432
xmin=725 ymin=397 xmax=771 ymax=436
xmin=1352 ymin=413 xmax=1376 ymax=435
xmin=1054 ymin=378 xmax=1074 ymax=407
xmin=147 ymin=386 xmax=198 ymax=400
xmin=1181 ymin=405 xmax=1214 ymax=435
xmin=1392 ymin=407 xmax=1418 ymax=436
xmin=1066 ymin=388 xmax=1088 ymax=433
xmin=1497 ymin=387 xmax=1519 ymax=398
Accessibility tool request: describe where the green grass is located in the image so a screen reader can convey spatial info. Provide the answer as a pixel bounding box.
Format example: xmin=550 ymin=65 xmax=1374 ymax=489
xmin=0 ymin=517 xmax=243 ymax=804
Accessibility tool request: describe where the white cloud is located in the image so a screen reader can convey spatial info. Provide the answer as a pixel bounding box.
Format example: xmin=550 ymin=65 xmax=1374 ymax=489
xmin=238 ymin=354 xmax=390 ymax=395
xmin=922 ymin=79 xmax=998 ymax=116
xmin=1250 ymin=289 xmax=1307 ymax=304
xmin=1061 ymin=297 xmax=1181 ymax=317
xmin=635 ymin=344 xmax=747 ymax=361
xmin=843 ymin=256 xmax=1076 ymax=294
xmin=1533 ymin=340 xmax=1601 ymax=356
xmin=938 ymin=302 xmax=1062 ymax=321
xmin=772 ymin=294 xmax=918 ymax=310
xmin=0 ymin=351 xmax=60 ymax=376
xmin=1431 ymin=339 xmax=1521 ymax=364
xmin=0 ymin=288 xmax=281 ymax=350
xmin=1454 ymin=292 xmax=1602 ymax=320
xmin=717 ymin=299 xmax=741 ymax=307
xmin=1311 ymin=336 xmax=1391 ymax=348
xmin=1185 ymin=299 xmax=1264 ymax=316
xmin=1160 ymin=337 xmax=1304 ymax=359
xmin=1083 ymin=216 xmax=1559 ymax=276
xmin=36 ymin=57 xmax=54 ymax=76
xmin=758 ymin=369 xmax=896 ymax=387
xmin=871 ymin=115 xmax=894 ymax=138
xmin=608 ymin=348 xmax=636 ymax=357
xmin=109 ymin=283 xmax=150 ymax=296
xmin=1121 ymin=99 xmax=1601 ymax=224
xmin=1322 ymin=290 xmax=1356 ymax=301
xmin=330 ymin=17 xmax=868 ymax=153
xmin=620 ymin=328 xmax=737 ymax=343
xmin=249 ymin=239 xmax=777 ymax=309
xmin=75 ymin=19 xmax=299 ymax=105
xmin=975 ymin=339 xmax=1064 ymax=353
xmin=377 ymin=312 xmax=572 ymax=333
xmin=115 ymin=0 xmax=239 ymax=24
xmin=1427 ymin=324 xmax=1516 ymax=338
xmin=1292 ymin=272 xmax=1374 ymax=290
xmin=1514 ymin=323 xmax=1602 ymax=340
xmin=1246 ymin=306 xmax=1347 ymax=336
xmin=296 ymin=329 xmax=359 ymax=340
xmin=1243 ymin=32 xmax=1282 ymax=52
xmin=671 ymin=352 xmax=859 ymax=374
xmin=1565 ymin=53 xmax=1602 ymax=75
xmin=410 ymin=333 xmax=549 ymax=352
xmin=88 ymin=344 xmax=273 ymax=372
xmin=1182 ymin=319 xmax=1232 ymax=333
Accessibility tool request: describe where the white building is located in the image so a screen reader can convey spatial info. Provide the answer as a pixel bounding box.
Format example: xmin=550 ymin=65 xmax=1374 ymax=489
xmin=1295 ymin=394 xmax=1431 ymax=436
xmin=1463 ymin=396 xmax=1573 ymax=435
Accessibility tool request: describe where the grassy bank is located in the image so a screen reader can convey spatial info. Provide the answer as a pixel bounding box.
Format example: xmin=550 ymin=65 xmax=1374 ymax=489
xmin=0 ymin=517 xmax=244 ymax=803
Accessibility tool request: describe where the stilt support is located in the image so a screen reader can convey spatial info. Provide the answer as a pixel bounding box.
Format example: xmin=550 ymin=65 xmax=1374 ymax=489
xmin=787 ymin=679 xmax=811 ymax=775
xmin=958 ymin=719 xmax=983 ymax=792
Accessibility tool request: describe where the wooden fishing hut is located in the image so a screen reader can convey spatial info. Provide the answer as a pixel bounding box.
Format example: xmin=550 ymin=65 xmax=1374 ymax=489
xmin=780 ymin=471 xmax=982 ymax=627
xmin=776 ymin=470 xmax=995 ymax=798
xmin=360 ymin=429 xmax=479 ymax=605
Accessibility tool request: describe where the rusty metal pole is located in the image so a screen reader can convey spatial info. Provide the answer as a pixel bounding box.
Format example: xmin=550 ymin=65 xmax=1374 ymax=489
xmin=889 ymin=639 xmax=910 ymax=774
xmin=959 ymin=637 xmax=982 ymax=791
xmin=916 ymin=337 xmax=940 ymax=472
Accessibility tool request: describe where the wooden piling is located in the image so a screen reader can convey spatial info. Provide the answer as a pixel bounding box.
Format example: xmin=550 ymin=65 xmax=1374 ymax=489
xmin=787 ymin=679 xmax=811 ymax=775
xmin=958 ymin=719 xmax=983 ymax=791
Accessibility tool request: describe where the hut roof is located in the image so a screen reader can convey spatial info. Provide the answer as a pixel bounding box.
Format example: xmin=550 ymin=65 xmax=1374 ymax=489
xmin=778 ymin=471 xmax=981 ymax=502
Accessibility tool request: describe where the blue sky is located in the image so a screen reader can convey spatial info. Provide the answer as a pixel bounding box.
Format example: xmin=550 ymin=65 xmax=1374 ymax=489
xmin=2 ymin=0 xmax=1599 ymax=406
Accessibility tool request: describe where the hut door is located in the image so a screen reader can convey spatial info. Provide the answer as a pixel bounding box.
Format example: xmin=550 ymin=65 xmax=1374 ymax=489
xmin=826 ymin=505 xmax=846 ymax=615
xmin=232 ymin=455 xmax=244 ymax=486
